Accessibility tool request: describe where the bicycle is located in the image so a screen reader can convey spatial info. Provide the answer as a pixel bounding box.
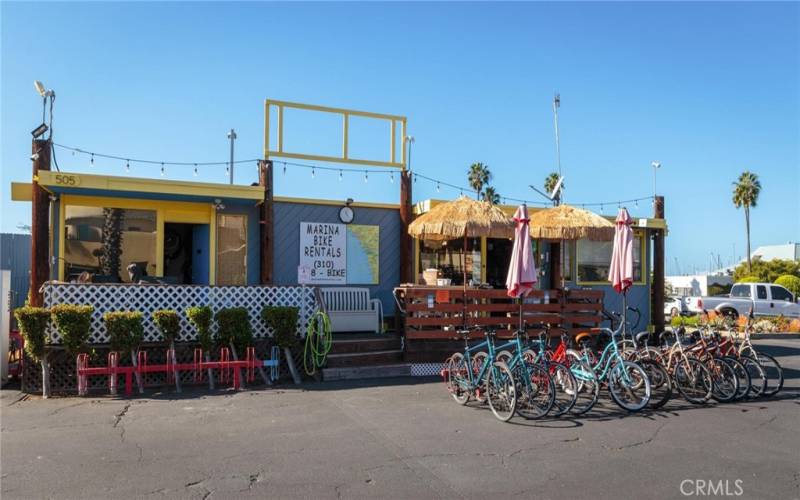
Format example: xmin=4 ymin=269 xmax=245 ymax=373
xmin=682 ymin=329 xmax=739 ymax=403
xmin=733 ymin=309 xmax=784 ymax=397
xmin=658 ymin=329 xmax=713 ymax=404
xmin=567 ymin=318 xmax=651 ymax=413
xmin=444 ymin=325 xmax=517 ymax=422
xmin=544 ymin=327 xmax=600 ymax=415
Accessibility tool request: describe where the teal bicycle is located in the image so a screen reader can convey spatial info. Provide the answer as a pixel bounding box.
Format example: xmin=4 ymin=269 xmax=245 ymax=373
xmin=445 ymin=326 xmax=518 ymax=422
xmin=567 ymin=321 xmax=652 ymax=412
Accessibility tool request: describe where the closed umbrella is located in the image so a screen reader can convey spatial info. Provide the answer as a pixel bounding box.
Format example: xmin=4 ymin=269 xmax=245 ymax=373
xmin=609 ymin=208 xmax=634 ymax=333
xmin=506 ymin=204 xmax=538 ymax=298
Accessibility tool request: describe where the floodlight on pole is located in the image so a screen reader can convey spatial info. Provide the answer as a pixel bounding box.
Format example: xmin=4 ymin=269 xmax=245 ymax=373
xmin=227 ymin=129 xmax=237 ymax=184
xmin=404 ymin=135 xmax=414 ymax=171
xmin=651 ymin=161 xmax=662 ymax=199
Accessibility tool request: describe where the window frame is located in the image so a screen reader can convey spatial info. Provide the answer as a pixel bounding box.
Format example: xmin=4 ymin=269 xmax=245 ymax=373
xmin=575 ymin=231 xmax=646 ymax=286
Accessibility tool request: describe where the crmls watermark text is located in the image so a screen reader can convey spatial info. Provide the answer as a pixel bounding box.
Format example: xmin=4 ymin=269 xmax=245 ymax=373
xmin=680 ymin=479 xmax=744 ymax=496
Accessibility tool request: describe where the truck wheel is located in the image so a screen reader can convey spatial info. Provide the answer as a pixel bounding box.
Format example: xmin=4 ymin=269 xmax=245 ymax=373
xmin=720 ymin=308 xmax=738 ymax=321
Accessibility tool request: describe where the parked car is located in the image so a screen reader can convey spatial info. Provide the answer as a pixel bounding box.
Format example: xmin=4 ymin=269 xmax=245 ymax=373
xmin=664 ymin=296 xmax=687 ymax=318
xmin=685 ymin=282 xmax=800 ymax=319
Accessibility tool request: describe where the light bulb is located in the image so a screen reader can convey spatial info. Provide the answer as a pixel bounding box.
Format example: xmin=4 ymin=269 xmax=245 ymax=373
xmin=390 ymin=172 xmax=394 ymax=183
xmin=436 ymin=182 xmax=440 ymax=193
xmin=339 ymin=170 xmax=343 ymax=181
xmin=193 ymin=164 xmax=198 ymax=176
xmin=311 ymin=168 xmax=315 ymax=179
xmin=90 ymin=154 xmax=94 ymax=166
xmin=364 ymin=171 xmax=368 ymax=183
xmin=125 ymin=160 xmax=130 ymax=173
xmin=160 ymin=163 xmax=165 ymax=177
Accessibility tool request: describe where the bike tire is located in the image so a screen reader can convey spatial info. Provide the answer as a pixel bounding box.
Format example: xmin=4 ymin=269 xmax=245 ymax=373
xmin=486 ymin=361 xmax=517 ymax=422
xmin=722 ymin=356 xmax=751 ymax=401
xmin=755 ymin=353 xmax=784 ymax=397
xmin=673 ymin=358 xmax=712 ymax=404
xmin=471 ymin=352 xmax=489 ymax=403
xmin=446 ymin=353 xmax=470 ymax=405
xmin=547 ymin=361 xmax=578 ymax=417
xmin=739 ymin=355 xmax=766 ymax=398
xmin=639 ymin=359 xmax=672 ymax=409
xmin=708 ymin=357 xmax=738 ymax=403
xmin=607 ymin=360 xmax=651 ymax=412
xmin=512 ymin=361 xmax=555 ymax=420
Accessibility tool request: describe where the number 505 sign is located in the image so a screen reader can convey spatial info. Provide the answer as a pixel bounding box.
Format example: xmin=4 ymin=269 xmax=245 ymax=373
xmin=53 ymin=174 xmax=80 ymax=186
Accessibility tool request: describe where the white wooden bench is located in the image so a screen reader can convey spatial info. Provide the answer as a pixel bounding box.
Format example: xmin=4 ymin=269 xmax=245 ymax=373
xmin=319 ymin=287 xmax=384 ymax=333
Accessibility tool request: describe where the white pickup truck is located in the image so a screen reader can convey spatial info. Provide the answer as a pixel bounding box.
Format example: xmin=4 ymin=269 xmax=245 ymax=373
xmin=685 ymin=282 xmax=800 ymax=318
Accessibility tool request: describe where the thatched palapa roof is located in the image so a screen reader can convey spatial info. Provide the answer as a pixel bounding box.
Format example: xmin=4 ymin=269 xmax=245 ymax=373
xmin=528 ymin=204 xmax=614 ymax=241
xmin=408 ymin=196 xmax=515 ymax=240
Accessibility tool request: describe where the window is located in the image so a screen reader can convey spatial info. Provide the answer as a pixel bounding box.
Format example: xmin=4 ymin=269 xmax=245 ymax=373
xmin=731 ymin=285 xmax=751 ymax=298
xmin=216 ymin=214 xmax=247 ymax=286
xmin=771 ymin=286 xmax=794 ymax=302
xmin=756 ymin=285 xmax=768 ymax=300
xmin=419 ymin=237 xmax=481 ymax=285
xmin=577 ymin=234 xmax=642 ymax=283
xmin=63 ymin=206 xmax=157 ymax=282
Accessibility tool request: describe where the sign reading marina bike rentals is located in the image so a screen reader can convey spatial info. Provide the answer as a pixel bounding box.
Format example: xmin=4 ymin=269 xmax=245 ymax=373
xmin=299 ymin=222 xmax=347 ymax=284
xmin=298 ymin=222 xmax=380 ymax=285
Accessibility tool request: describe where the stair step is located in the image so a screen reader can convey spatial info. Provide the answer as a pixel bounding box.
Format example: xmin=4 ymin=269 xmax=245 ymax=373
xmin=325 ymin=349 xmax=404 ymax=368
xmin=329 ymin=337 xmax=402 ymax=354
xmin=322 ymin=363 xmax=411 ymax=381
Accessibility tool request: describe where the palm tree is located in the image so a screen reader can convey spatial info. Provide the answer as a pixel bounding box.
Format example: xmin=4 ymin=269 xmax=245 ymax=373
xmin=467 ymin=163 xmax=491 ymax=199
xmin=732 ymin=171 xmax=761 ymax=272
xmin=544 ymin=172 xmax=564 ymax=205
xmin=483 ymin=186 xmax=501 ymax=205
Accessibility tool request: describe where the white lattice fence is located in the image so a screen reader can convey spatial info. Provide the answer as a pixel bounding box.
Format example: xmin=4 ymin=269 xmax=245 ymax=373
xmin=43 ymin=283 xmax=318 ymax=344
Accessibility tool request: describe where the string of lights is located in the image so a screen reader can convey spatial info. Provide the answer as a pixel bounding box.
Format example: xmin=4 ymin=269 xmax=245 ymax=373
xmin=52 ymin=142 xmax=656 ymax=211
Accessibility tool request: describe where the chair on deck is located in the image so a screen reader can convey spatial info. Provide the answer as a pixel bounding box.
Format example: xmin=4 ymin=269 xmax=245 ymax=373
xmin=319 ymin=287 xmax=384 ymax=333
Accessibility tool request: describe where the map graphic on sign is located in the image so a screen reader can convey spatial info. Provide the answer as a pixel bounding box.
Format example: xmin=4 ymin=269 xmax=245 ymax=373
xmin=298 ymin=222 xmax=379 ymax=285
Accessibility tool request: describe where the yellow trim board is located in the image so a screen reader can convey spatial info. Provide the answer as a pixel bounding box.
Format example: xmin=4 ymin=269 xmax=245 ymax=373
xmin=37 ymin=171 xmax=264 ymax=201
xmin=274 ymin=195 xmax=399 ymax=210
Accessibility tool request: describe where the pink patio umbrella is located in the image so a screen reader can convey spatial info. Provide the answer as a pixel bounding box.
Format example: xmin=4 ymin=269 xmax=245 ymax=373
xmin=506 ymin=205 xmax=538 ymax=330
xmin=506 ymin=204 xmax=538 ymax=298
xmin=609 ymin=208 xmax=634 ymax=332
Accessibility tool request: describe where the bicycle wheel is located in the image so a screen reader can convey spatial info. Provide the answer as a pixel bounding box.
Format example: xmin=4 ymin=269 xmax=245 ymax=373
xmin=512 ymin=361 xmax=555 ymax=419
xmin=495 ymin=350 xmax=513 ymax=364
xmin=471 ymin=352 xmax=488 ymax=403
xmin=568 ymin=357 xmax=599 ymax=415
xmin=446 ymin=353 xmax=470 ymax=405
xmin=607 ymin=361 xmax=651 ymax=412
xmin=722 ymin=356 xmax=751 ymax=401
xmin=673 ymin=358 xmax=712 ymax=404
xmin=739 ymin=355 xmax=766 ymax=398
xmin=755 ymin=353 xmax=784 ymax=397
xmin=547 ymin=361 xmax=578 ymax=416
xmin=638 ymin=359 xmax=672 ymax=409
xmin=486 ymin=361 xmax=517 ymax=422
xmin=707 ymin=357 xmax=738 ymax=403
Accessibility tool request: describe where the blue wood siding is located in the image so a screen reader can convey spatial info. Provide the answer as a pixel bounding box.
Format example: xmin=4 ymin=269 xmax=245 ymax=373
xmin=0 ymin=233 xmax=31 ymax=310
xmin=273 ymin=202 xmax=401 ymax=315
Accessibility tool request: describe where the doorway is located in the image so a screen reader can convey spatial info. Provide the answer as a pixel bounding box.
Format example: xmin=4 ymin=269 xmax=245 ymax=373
xmin=163 ymin=223 xmax=209 ymax=284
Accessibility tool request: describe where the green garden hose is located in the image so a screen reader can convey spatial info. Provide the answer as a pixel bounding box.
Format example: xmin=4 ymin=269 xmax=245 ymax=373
xmin=304 ymin=310 xmax=332 ymax=376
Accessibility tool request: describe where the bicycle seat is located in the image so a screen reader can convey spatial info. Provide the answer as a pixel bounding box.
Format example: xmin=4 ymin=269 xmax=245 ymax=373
xmin=575 ymin=332 xmax=592 ymax=345
xmin=634 ymin=331 xmax=650 ymax=345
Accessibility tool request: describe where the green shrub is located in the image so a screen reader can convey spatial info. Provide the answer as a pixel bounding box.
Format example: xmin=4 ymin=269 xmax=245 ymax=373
xmin=153 ymin=310 xmax=180 ymax=344
xmin=261 ymin=306 xmax=300 ymax=349
xmin=104 ymin=311 xmax=144 ymax=352
xmin=736 ymin=276 xmax=761 ymax=283
xmin=14 ymin=306 xmax=50 ymax=361
xmin=215 ymin=307 xmax=252 ymax=353
xmin=670 ymin=315 xmax=700 ymax=328
xmin=50 ymin=304 xmax=94 ymax=354
xmin=774 ymin=275 xmax=800 ymax=297
xmin=186 ymin=306 xmax=214 ymax=352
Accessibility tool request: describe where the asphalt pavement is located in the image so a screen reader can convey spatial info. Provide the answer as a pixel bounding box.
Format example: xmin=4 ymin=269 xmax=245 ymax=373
xmin=1 ymin=339 xmax=798 ymax=500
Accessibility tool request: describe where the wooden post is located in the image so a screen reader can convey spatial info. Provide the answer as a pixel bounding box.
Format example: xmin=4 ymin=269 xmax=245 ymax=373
xmin=549 ymin=241 xmax=561 ymax=291
xmin=30 ymin=139 xmax=51 ymax=307
xmin=652 ymin=196 xmax=665 ymax=334
xmin=399 ymin=170 xmax=413 ymax=284
xmin=259 ymin=160 xmax=274 ymax=284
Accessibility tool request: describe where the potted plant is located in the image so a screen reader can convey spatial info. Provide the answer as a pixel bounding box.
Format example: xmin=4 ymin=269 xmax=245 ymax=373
xmin=186 ymin=306 xmax=215 ymax=390
xmin=104 ymin=311 xmax=145 ymax=394
xmin=261 ymin=306 xmax=301 ymax=384
xmin=14 ymin=306 xmax=51 ymax=398
xmin=215 ymin=307 xmax=253 ymax=388
xmin=50 ymin=304 xmax=94 ymax=356
xmin=153 ymin=310 xmax=181 ymax=393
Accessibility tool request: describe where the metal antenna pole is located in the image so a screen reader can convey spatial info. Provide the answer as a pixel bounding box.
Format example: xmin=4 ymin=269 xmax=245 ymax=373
xmin=553 ymin=93 xmax=562 ymax=178
xmin=227 ymin=129 xmax=237 ymax=184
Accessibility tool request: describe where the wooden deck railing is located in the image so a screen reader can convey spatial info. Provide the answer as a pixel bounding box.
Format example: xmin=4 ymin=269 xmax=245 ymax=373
xmin=394 ymin=286 xmax=604 ymax=340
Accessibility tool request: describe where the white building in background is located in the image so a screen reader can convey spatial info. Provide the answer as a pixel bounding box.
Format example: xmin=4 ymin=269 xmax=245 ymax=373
xmin=749 ymin=243 xmax=800 ymax=262
xmin=666 ymin=273 xmax=733 ymax=297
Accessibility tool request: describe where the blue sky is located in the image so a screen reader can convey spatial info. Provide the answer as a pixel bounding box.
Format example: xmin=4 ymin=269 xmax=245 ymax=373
xmin=2 ymin=2 xmax=798 ymax=275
